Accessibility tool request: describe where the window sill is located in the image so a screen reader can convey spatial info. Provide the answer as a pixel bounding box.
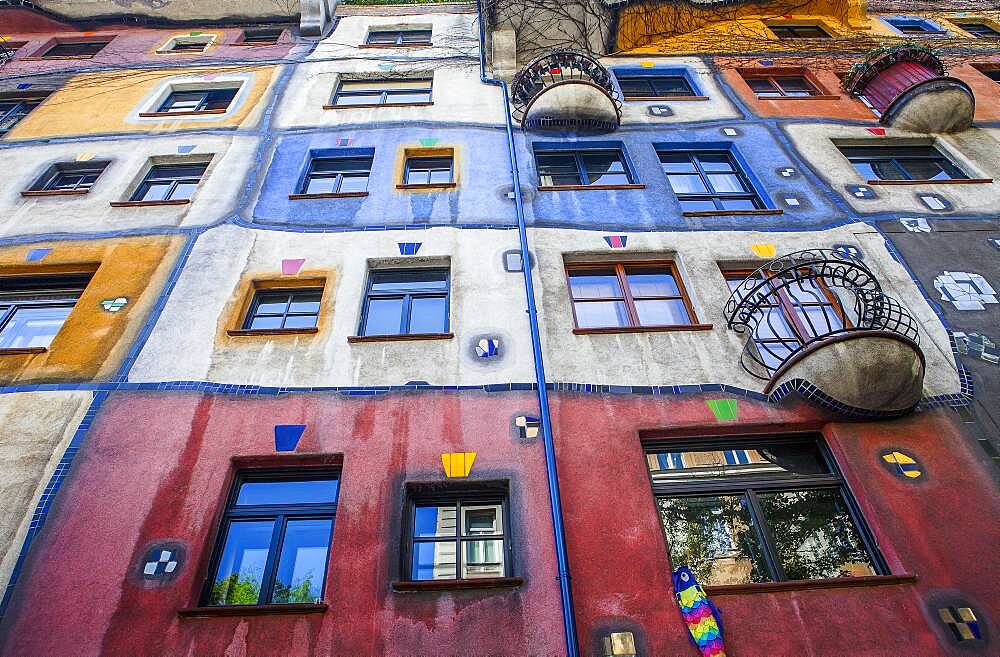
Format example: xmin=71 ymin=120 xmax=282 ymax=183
xmin=756 ymin=94 xmax=842 ymax=101
xmin=20 ymin=55 xmax=97 ymax=61
xmin=626 ymin=95 xmax=709 ymax=102
xmin=323 ymin=102 xmax=434 ymax=110
xmin=396 ymin=183 xmax=457 ymax=191
xmin=138 ymin=109 xmax=228 ymax=118
xmin=227 ymin=328 xmax=319 ymax=337
xmin=110 ymin=199 xmax=191 ymax=207
xmin=573 ymin=324 xmax=713 ymax=335
xmin=0 ymin=347 xmax=47 ymax=356
xmin=155 ymin=50 xmax=210 ymax=55
xmin=21 ymin=189 xmax=90 ymax=197
xmin=866 ymin=178 xmax=993 ymax=185
xmin=537 ymin=184 xmax=646 ymax=192
xmin=704 ymin=573 xmax=917 ymax=596
xmin=178 ymin=602 xmax=328 ymax=618
xmin=682 ymin=208 xmax=783 ymax=217
xmin=358 ymin=42 xmax=433 ymax=49
xmin=392 ymin=577 xmax=523 ymax=592
xmin=288 ymin=192 xmax=369 ymax=200
xmin=348 ymin=332 xmax=453 ymax=343
xmin=232 ymin=41 xmax=279 ymax=47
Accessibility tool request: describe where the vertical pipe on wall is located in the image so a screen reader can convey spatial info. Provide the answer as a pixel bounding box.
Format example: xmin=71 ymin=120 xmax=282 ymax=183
xmin=475 ymin=5 xmax=580 ymax=657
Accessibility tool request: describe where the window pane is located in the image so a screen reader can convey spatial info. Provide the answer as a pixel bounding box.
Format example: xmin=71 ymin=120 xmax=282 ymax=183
xmin=647 ymin=443 xmax=828 ymax=481
xmin=339 ymin=174 xmax=369 ymax=193
xmin=626 ymin=269 xmax=681 ymax=297
xmin=719 ymin=198 xmax=760 ymax=211
xmin=249 ymin=315 xmax=283 ymax=330
xmin=758 ymin=489 xmax=878 ymax=580
xmin=170 ymin=182 xmax=199 ymax=200
xmin=536 ymin=153 xmax=581 ymax=186
xmin=568 ymin=271 xmax=621 ymax=299
xmin=0 ymin=305 xmax=72 ymax=348
xmin=255 ymin=293 xmax=291 ymax=315
xmin=236 ymin=478 xmax=339 ymax=506
xmin=385 ymin=90 xmax=431 ymax=104
xmin=618 ymin=78 xmax=652 ymax=97
xmin=798 ymin=305 xmax=844 ymax=335
xmin=574 ymin=300 xmax=630 ymax=328
xmin=635 ymin=299 xmax=691 ymax=326
xmin=427 ymin=168 xmax=453 ymax=184
xmin=657 ymin=495 xmax=770 ymax=585
xmin=651 ymin=77 xmax=694 ymax=96
xmin=462 ymin=505 xmax=502 ymax=536
xmin=580 ymin=153 xmax=627 ymax=184
xmin=282 ymin=314 xmax=318 ymax=329
xmin=774 ymin=77 xmax=814 ymax=96
xmin=897 ymin=158 xmax=963 ymax=181
xmin=414 ymin=505 xmax=458 ymax=537
xmin=412 ymin=541 xmax=457 ymax=580
xmin=305 ymin=177 xmax=339 ymax=195
xmin=209 ymin=520 xmax=274 ymax=605
xmin=370 ymin=271 xmax=448 ymax=292
xmin=334 ymin=93 xmax=381 ymax=106
xmin=463 ymin=540 xmax=505 ymax=578
xmin=697 ymin=155 xmax=736 ymax=173
xmin=707 ymin=172 xmax=749 ymax=193
xmin=659 ymin=154 xmax=697 ymax=173
xmin=679 ymin=199 xmax=719 ymax=212
xmin=269 ymin=519 xmax=332 ymax=604
xmin=136 ymin=181 xmax=172 ymax=201
xmin=363 ymin=297 xmax=405 ymax=335
xmin=666 ymin=174 xmax=709 ymax=195
xmin=408 ymin=296 xmax=447 ymax=334
xmin=289 ymin=293 xmax=322 ymax=314
xmin=747 ymin=78 xmax=780 ymax=95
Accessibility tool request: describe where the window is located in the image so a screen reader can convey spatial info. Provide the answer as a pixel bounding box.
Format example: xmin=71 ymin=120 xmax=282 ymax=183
xmin=616 ymin=74 xmax=695 ymax=99
xmin=404 ymin=484 xmax=510 ymax=581
xmin=403 ymin=155 xmax=453 ymax=186
xmin=331 ymin=79 xmax=432 ymax=107
xmin=982 ymin=69 xmax=1000 ymax=83
xmin=535 ymin=148 xmax=634 ymax=187
xmin=242 ymin=288 xmax=323 ymax=331
xmin=130 ymin=163 xmax=208 ymax=202
xmin=0 ymin=94 xmax=47 ymax=136
xmin=884 ymin=17 xmax=947 ymax=35
xmin=300 ymin=155 xmax=372 ymax=195
xmin=204 ymin=471 xmax=339 ymax=606
xmin=647 ymin=436 xmax=884 ymax=586
xmin=359 ymin=269 xmax=449 ymax=337
xmin=743 ymin=74 xmax=820 ymax=97
xmin=28 ymin=161 xmax=111 ymax=193
xmin=769 ymin=25 xmax=831 ymax=39
xmin=956 ymin=22 xmax=1000 ymax=38
xmin=837 ymin=145 xmax=969 ymax=182
xmin=241 ymin=28 xmax=284 ymax=45
xmin=163 ymin=37 xmax=211 ymax=53
xmin=659 ymin=149 xmax=764 ymax=212
xmin=0 ymin=274 xmax=92 ymax=349
xmin=0 ymin=41 xmax=27 ymax=63
xmin=723 ymin=269 xmax=847 ymax=371
xmin=366 ymin=29 xmax=432 ymax=45
xmin=41 ymin=40 xmax=110 ymax=58
xmin=156 ymin=88 xmax=238 ymax=113
xmin=566 ymin=262 xmax=698 ymax=330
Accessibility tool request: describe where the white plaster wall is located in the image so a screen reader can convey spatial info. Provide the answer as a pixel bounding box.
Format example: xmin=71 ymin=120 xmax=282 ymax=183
xmin=783 ymin=123 xmax=1000 ymax=215
xmin=527 ymin=224 xmax=960 ymax=397
xmin=0 ymin=391 xmax=92 ymax=593
xmin=128 ymin=224 xmax=536 ymax=387
xmin=0 ymin=135 xmax=260 ymax=237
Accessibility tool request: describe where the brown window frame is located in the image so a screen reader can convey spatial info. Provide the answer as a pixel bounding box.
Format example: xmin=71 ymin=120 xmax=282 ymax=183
xmin=565 ymin=261 xmax=710 ymax=334
xmin=742 ymin=74 xmax=820 ymax=97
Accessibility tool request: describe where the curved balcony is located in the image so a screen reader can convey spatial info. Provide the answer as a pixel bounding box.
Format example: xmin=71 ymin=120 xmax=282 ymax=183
xmin=725 ymin=249 xmax=925 ymax=416
xmin=844 ymin=44 xmax=974 ymax=133
xmin=510 ymin=50 xmax=622 ymax=132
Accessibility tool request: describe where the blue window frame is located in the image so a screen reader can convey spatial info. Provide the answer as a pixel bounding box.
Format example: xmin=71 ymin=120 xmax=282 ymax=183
xmin=41 ymin=40 xmax=110 ymax=58
xmin=300 ymin=154 xmax=373 ymax=195
xmin=360 ymin=269 xmax=450 ymax=336
xmin=332 ymin=79 xmax=432 ymax=106
xmin=242 ymin=288 xmax=323 ymax=331
xmin=157 ymin=88 xmax=238 ymax=113
xmin=656 ymin=143 xmax=769 ymax=212
xmin=403 ymin=155 xmax=453 ymax=185
xmin=131 ymin=163 xmax=208 ymax=202
xmin=29 ymin=161 xmax=110 ymax=192
xmin=0 ymin=274 xmax=92 ymax=349
xmin=0 ymin=94 xmax=47 ymax=136
xmin=612 ymin=66 xmax=701 ymax=100
xmin=883 ymin=16 xmax=948 ymax=36
xmin=203 ymin=470 xmax=339 ymax=606
xmin=533 ymin=142 xmax=636 ymax=187
xmin=956 ymin=22 xmax=1000 ymax=38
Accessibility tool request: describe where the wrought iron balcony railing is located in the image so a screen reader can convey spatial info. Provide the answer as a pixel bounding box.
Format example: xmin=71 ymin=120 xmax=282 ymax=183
xmin=510 ymin=50 xmax=622 ymax=130
xmin=724 ymin=249 xmax=920 ymax=381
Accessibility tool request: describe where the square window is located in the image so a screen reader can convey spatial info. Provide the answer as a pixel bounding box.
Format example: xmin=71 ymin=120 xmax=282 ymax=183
xmin=204 ymin=471 xmax=339 ymax=606
xmin=331 ymin=79 xmax=432 ymax=107
xmin=403 ymin=155 xmax=453 ymax=186
xmin=769 ymin=24 xmax=831 ymax=39
xmin=242 ymin=287 xmax=323 ymax=331
xmin=157 ymin=88 xmax=238 ymax=113
xmin=28 ymin=161 xmax=111 ymax=193
xmin=41 ymin=40 xmax=111 ymax=58
xmin=131 ymin=162 xmax=208 ymax=202
xmin=300 ymin=155 xmax=372 ymax=195
xmin=657 ymin=149 xmax=764 ymax=212
xmin=241 ymin=28 xmax=284 ymax=45
xmin=0 ymin=274 xmax=93 ymax=349
xmin=366 ymin=29 xmax=432 ymax=45
xmin=956 ymin=22 xmax=1000 ymax=38
xmin=566 ymin=262 xmax=697 ymax=330
xmin=534 ymin=147 xmax=634 ymax=187
xmin=616 ymin=74 xmax=696 ymax=99
xmin=647 ymin=436 xmax=885 ymax=586
xmin=0 ymin=93 xmax=49 ymax=135
xmin=405 ymin=484 xmax=510 ymax=582
xmin=837 ymin=144 xmax=969 ymax=181
xmin=360 ymin=269 xmax=449 ymax=337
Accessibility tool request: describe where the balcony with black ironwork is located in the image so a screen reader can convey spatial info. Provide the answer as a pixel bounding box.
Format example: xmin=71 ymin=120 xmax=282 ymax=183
xmin=510 ymin=50 xmax=622 ymax=132
xmin=725 ymin=249 xmax=925 ymax=416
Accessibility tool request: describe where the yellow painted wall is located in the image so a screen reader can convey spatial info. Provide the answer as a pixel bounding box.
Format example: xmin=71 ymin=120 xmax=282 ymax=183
xmin=0 ymin=235 xmax=184 ymax=384
xmin=6 ymin=65 xmax=279 ymax=140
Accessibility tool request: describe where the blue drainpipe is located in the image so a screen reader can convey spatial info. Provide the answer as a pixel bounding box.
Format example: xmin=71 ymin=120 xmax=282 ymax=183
xmin=475 ymin=5 xmax=580 ymax=657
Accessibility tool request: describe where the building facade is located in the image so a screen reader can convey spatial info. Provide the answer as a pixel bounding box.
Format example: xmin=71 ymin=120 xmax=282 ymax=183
xmin=0 ymin=0 xmax=997 ymax=656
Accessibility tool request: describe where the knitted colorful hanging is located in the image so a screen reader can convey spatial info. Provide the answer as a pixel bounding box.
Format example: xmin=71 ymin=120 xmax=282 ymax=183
xmin=673 ymin=565 xmax=726 ymax=657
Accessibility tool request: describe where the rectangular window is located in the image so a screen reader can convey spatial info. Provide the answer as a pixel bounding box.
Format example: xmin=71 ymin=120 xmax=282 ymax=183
xmin=360 ymin=269 xmax=449 ymax=337
xmin=157 ymin=88 xmax=238 ymax=113
xmin=535 ymin=148 xmax=633 ymax=187
xmin=404 ymin=485 xmax=510 ymax=581
xmin=205 ymin=470 xmax=339 ymax=606
xmin=131 ymin=163 xmax=208 ymax=202
xmin=956 ymin=22 xmax=1000 ymax=38
xmin=658 ymin=150 xmax=764 ymax=212
xmin=28 ymin=161 xmax=111 ymax=193
xmin=566 ymin=262 xmax=697 ymax=330
xmin=0 ymin=94 xmax=47 ymax=136
xmin=242 ymin=288 xmax=323 ymax=331
xmin=983 ymin=69 xmax=1000 ymax=83
xmin=165 ymin=38 xmax=211 ymax=52
xmin=885 ymin=17 xmax=946 ymax=35
xmin=647 ymin=436 xmax=884 ymax=586
xmin=616 ymin=75 xmax=695 ymax=99
xmin=301 ymin=156 xmax=372 ymax=195
xmin=403 ymin=156 xmax=453 ymax=186
xmin=744 ymin=75 xmax=819 ymax=97
xmin=769 ymin=25 xmax=831 ymax=39
xmin=838 ymin=145 xmax=969 ymax=182
xmin=331 ymin=79 xmax=432 ymax=106
xmin=366 ymin=29 xmax=432 ymax=45
xmin=241 ymin=28 xmax=284 ymax=45
xmin=41 ymin=40 xmax=110 ymax=58
xmin=0 ymin=274 xmax=93 ymax=349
